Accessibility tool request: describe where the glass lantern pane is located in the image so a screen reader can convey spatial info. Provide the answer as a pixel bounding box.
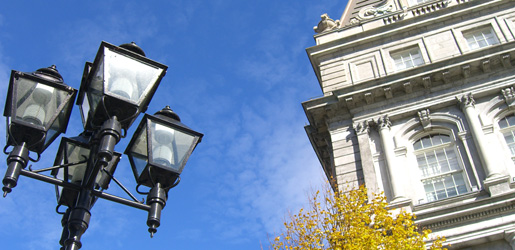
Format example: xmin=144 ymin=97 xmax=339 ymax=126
xmin=150 ymin=121 xmax=197 ymax=173
xmin=45 ymin=100 xmax=74 ymax=147
xmin=132 ymin=153 xmax=148 ymax=178
xmin=83 ymin=60 xmax=104 ymax=123
xmin=61 ymin=143 xmax=90 ymax=184
xmin=129 ymin=123 xmax=149 ymax=178
xmin=13 ymin=79 xmax=72 ymax=131
xmin=103 ymin=48 xmax=163 ymax=105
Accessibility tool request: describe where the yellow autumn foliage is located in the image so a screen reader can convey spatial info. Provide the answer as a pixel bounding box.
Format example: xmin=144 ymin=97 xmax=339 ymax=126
xmin=271 ymin=185 xmax=445 ymax=250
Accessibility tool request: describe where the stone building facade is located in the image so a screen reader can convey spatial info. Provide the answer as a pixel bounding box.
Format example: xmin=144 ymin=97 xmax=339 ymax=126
xmin=303 ymin=0 xmax=515 ymax=248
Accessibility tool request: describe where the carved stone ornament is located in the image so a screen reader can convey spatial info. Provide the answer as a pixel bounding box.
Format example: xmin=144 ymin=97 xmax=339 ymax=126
xmin=349 ymin=18 xmax=360 ymax=26
xmin=457 ymin=93 xmax=475 ymax=110
xmin=314 ymin=13 xmax=341 ymax=33
xmin=418 ymin=109 xmax=431 ymax=130
xmin=358 ymin=0 xmax=394 ymax=20
xmin=353 ymin=120 xmax=370 ymax=135
xmin=377 ymin=115 xmax=391 ymax=130
xmin=502 ymin=87 xmax=515 ymax=109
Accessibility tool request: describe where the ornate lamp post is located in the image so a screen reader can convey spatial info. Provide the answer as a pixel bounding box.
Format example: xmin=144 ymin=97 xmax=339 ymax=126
xmin=1 ymin=41 xmax=202 ymax=250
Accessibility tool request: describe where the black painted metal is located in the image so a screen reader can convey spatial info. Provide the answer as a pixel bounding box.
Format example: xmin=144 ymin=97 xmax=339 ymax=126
xmin=146 ymin=183 xmax=167 ymax=238
xmin=2 ymin=142 xmax=29 ymax=196
xmin=1 ymin=43 xmax=195 ymax=250
xmin=19 ymin=169 xmax=150 ymax=211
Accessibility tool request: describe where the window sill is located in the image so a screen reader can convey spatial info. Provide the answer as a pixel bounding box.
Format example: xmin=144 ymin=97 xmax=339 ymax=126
xmin=412 ymin=189 xmax=485 ymax=212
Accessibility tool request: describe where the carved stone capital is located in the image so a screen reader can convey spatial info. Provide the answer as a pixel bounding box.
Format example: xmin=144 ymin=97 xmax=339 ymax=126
xmin=457 ymin=93 xmax=475 ymax=110
xmin=377 ymin=115 xmax=391 ymax=131
xmin=353 ymin=120 xmax=370 ymax=135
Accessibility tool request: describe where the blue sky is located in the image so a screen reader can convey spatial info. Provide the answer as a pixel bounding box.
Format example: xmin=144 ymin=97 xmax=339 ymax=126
xmin=0 ymin=1 xmax=345 ymax=249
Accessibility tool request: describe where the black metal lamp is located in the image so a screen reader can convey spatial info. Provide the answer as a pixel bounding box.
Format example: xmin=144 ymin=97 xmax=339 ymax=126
xmin=51 ymin=135 xmax=121 ymax=207
xmin=125 ymin=106 xmax=203 ymax=237
xmin=2 ymin=66 xmax=77 ymax=196
xmin=126 ymin=106 xmax=203 ymax=188
xmin=76 ymin=41 xmax=168 ymax=131
xmin=4 ymin=66 xmax=77 ymax=153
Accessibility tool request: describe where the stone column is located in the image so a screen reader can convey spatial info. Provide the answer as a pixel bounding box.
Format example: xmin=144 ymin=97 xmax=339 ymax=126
xmin=458 ymin=93 xmax=510 ymax=196
xmin=376 ymin=115 xmax=405 ymax=201
xmin=353 ymin=120 xmax=379 ymax=199
xmin=457 ymin=93 xmax=499 ymax=178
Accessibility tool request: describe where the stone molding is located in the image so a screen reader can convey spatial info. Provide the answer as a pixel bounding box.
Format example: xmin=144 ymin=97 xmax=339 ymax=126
xmin=423 ymin=200 xmax=515 ymax=230
xmin=411 ymin=0 xmax=451 ymax=17
xmin=313 ymin=48 xmax=515 ymax=114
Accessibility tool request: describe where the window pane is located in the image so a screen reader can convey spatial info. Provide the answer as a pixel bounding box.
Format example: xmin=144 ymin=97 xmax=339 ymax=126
xmin=435 ymin=178 xmax=448 ymax=199
xmin=405 ymin=60 xmax=413 ymax=68
xmin=507 ymin=115 xmax=515 ymax=126
xmin=477 ymin=40 xmax=487 ymax=48
xmin=436 ymin=189 xmax=447 ymax=200
xmin=414 ymin=140 xmax=422 ymax=150
xmin=453 ymin=174 xmax=467 ymax=194
xmin=423 ymin=182 xmax=436 ymax=202
xmin=440 ymin=134 xmax=451 ymax=143
xmin=446 ymin=187 xmax=457 ymax=197
xmin=499 ymin=118 xmax=509 ymax=128
xmin=426 ymin=192 xmax=437 ymax=202
xmin=435 ymin=150 xmax=448 ymax=172
xmin=421 ymin=136 xmax=432 ymax=148
xmin=454 ymin=173 xmax=465 ymax=186
xmin=444 ymin=175 xmax=454 ymax=187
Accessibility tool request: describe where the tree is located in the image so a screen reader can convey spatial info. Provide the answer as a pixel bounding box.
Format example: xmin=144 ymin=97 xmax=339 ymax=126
xmin=271 ymin=185 xmax=446 ymax=250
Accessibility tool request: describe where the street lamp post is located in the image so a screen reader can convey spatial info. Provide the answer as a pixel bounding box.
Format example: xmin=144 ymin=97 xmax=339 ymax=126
xmin=1 ymin=41 xmax=203 ymax=250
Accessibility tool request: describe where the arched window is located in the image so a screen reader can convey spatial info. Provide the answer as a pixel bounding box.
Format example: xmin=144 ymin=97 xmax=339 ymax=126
xmin=414 ymin=133 xmax=467 ymax=202
xmin=498 ymin=114 xmax=515 ymax=158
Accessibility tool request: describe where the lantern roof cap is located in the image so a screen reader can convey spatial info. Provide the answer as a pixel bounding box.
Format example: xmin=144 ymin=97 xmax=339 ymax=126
xmin=119 ymin=42 xmax=146 ymax=57
xmin=154 ymin=106 xmax=181 ymax=122
xmin=34 ymin=65 xmax=63 ymax=82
